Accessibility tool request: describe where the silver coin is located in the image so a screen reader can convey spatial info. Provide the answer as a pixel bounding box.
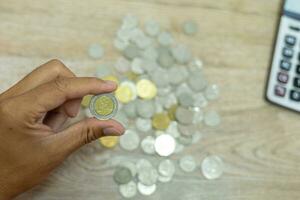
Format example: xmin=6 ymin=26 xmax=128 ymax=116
xmin=136 ymin=100 xmax=155 ymax=119
xmin=205 ymin=84 xmax=219 ymax=100
xmin=123 ymin=44 xmax=140 ymax=60
xmin=177 ymin=124 xmax=197 ymax=137
xmin=187 ymin=70 xmax=207 ymax=92
xmin=150 ymin=67 xmax=169 ymax=87
xmin=175 ymin=83 xmax=193 ymax=98
xmin=154 ymin=134 xmax=176 ymax=157
xmin=179 ymin=155 xmax=197 ymax=172
xmin=114 ymin=109 xmax=129 ymax=127
xmin=182 ymin=20 xmax=198 ymax=35
xmin=157 ymin=86 xmax=172 ymax=96
xmin=88 ymin=43 xmax=104 ymax=59
xmin=114 ymin=38 xmax=129 ymax=51
xmin=192 ymin=108 xmax=204 ymax=124
xmin=162 ymin=93 xmax=177 ymax=109
xmin=138 ymin=166 xmax=158 ymax=186
xmin=119 ymin=161 xmax=137 ymax=177
xmin=115 ymin=57 xmax=130 ymax=73
xmin=117 ymin=28 xmax=132 ymax=42
xmin=157 ymin=31 xmax=174 ymax=46
xmin=113 ymin=166 xmax=133 ymax=185
xmin=191 ymin=131 xmax=202 ymax=144
xmin=158 ymin=159 xmax=175 ymax=177
xmin=175 ymin=107 xmax=194 ymax=125
xmin=144 ymin=19 xmax=160 ymax=37
xmin=204 ymin=110 xmax=221 ymax=127
xmin=158 ymin=51 xmax=174 ymax=68
xmin=135 ymin=118 xmax=152 ymax=132
xmin=154 ymin=99 xmax=164 ymax=113
xmin=189 ymin=58 xmax=203 ymax=70
xmin=193 ymin=93 xmax=208 ymax=108
xmin=141 ymin=136 xmax=156 ymax=155
xmin=166 ymin=121 xmax=181 ymax=138
xmin=158 ymin=175 xmax=173 ymax=183
xmin=119 ymin=129 xmax=140 ymax=151
xmin=123 ymin=101 xmax=137 ymax=118
xmin=142 ymin=59 xmax=159 ymax=74
xmin=174 ymin=142 xmax=185 ymax=154
xmin=177 ymin=135 xmax=193 ymax=146
xmin=142 ymin=46 xmax=159 ymax=61
xmin=119 ymin=181 xmax=137 ymax=199
xmin=122 ymin=14 xmax=138 ymax=30
xmin=136 ymin=159 xmax=152 ymax=174
xmin=137 ymin=182 xmax=156 ymax=196
xmin=131 ymin=58 xmax=144 ymax=74
xmin=171 ymin=45 xmax=192 ymax=64
xmin=201 ymin=155 xmax=224 ymax=180
xmin=178 ymin=92 xmax=194 ymax=108
xmin=168 ymin=66 xmax=188 ymax=86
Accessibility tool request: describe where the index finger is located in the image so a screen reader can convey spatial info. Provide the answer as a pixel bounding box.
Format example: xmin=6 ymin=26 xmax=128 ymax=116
xmin=19 ymin=77 xmax=117 ymax=118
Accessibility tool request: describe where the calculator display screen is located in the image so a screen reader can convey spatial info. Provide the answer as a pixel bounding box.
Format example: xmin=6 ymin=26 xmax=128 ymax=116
xmin=284 ymin=0 xmax=300 ymax=14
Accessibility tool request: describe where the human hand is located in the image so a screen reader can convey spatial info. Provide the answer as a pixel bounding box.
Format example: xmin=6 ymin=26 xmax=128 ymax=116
xmin=0 ymin=59 xmax=125 ymax=199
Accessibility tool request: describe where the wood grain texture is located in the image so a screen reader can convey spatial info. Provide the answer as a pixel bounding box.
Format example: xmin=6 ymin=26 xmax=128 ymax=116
xmin=1 ymin=0 xmax=300 ymax=199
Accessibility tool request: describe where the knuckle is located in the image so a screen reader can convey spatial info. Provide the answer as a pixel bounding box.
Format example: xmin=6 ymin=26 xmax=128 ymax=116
xmin=53 ymin=76 xmax=69 ymax=92
xmin=81 ymin=120 xmax=98 ymax=145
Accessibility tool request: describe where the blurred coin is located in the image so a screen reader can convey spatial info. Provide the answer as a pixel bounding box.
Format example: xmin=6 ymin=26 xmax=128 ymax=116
xmin=119 ymin=161 xmax=137 ymax=177
xmin=155 ymin=134 xmax=176 ymax=157
xmin=179 ymin=155 xmax=197 ymax=172
xmin=136 ymin=100 xmax=155 ymax=118
xmin=138 ymin=166 xmax=158 ymax=186
xmin=115 ymin=81 xmax=137 ymax=103
xmin=204 ymin=110 xmax=221 ymax=127
xmin=158 ymin=159 xmax=175 ymax=177
xmin=115 ymin=57 xmax=130 ymax=73
xmin=176 ymin=83 xmax=193 ymax=97
xmin=119 ymin=181 xmax=137 ymax=199
xmin=136 ymin=79 xmax=157 ymax=100
xmin=122 ymin=14 xmax=138 ymax=30
xmin=191 ymin=132 xmax=202 ymax=144
xmin=174 ymin=142 xmax=185 ymax=154
xmin=178 ymin=92 xmax=194 ymax=108
xmin=81 ymin=95 xmax=93 ymax=108
xmin=167 ymin=104 xmax=178 ymax=121
xmin=158 ymin=31 xmax=174 ymax=46
xmin=114 ymin=110 xmax=129 ymax=127
xmin=123 ymin=44 xmax=140 ymax=60
xmin=142 ymin=46 xmax=159 ymax=61
xmin=166 ymin=121 xmax=181 ymax=138
xmin=182 ymin=20 xmax=198 ymax=35
xmin=99 ymin=136 xmax=119 ymax=148
xmin=136 ymin=159 xmax=152 ymax=174
xmin=158 ymin=51 xmax=174 ymax=68
xmin=113 ymin=166 xmax=132 ymax=185
xmin=177 ymin=135 xmax=193 ymax=146
xmin=205 ymin=84 xmax=219 ymax=100
xmin=192 ymin=108 xmax=204 ymax=124
xmin=119 ymin=130 xmax=140 ymax=151
xmin=89 ymin=93 xmax=118 ymax=120
xmin=193 ymin=93 xmax=208 ymax=108
xmin=123 ymin=101 xmax=137 ymax=118
xmin=201 ymin=155 xmax=224 ymax=180
xmin=152 ymin=113 xmax=171 ymax=131
xmin=88 ymin=43 xmax=104 ymax=59
xmin=178 ymin=124 xmax=197 ymax=137
xmin=158 ymin=175 xmax=173 ymax=183
xmin=131 ymin=58 xmax=144 ymax=74
xmin=150 ymin=68 xmax=169 ymax=87
xmin=144 ymin=19 xmax=160 ymax=37
xmin=114 ymin=38 xmax=129 ymax=51
xmin=171 ymin=45 xmax=191 ymax=64
xmin=141 ymin=136 xmax=156 ymax=155
xmin=188 ymin=70 xmax=207 ymax=92
xmin=175 ymin=107 xmax=194 ymax=125
xmin=135 ymin=118 xmax=152 ymax=132
xmin=168 ymin=66 xmax=188 ymax=85
xmin=137 ymin=182 xmax=156 ymax=196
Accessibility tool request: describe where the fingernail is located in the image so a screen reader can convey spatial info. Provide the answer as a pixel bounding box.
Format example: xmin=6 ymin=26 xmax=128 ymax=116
xmin=104 ymin=80 xmax=117 ymax=88
xmin=102 ymin=127 xmax=120 ymax=136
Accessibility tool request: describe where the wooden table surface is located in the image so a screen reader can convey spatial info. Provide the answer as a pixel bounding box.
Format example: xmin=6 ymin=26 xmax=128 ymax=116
xmin=1 ymin=0 xmax=300 ymax=199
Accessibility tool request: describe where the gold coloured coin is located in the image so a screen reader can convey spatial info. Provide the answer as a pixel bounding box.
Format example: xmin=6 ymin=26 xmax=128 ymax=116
xmin=99 ymin=136 xmax=119 ymax=148
xmin=136 ymin=79 xmax=157 ymax=100
xmin=125 ymin=71 xmax=139 ymax=81
xmin=81 ymin=95 xmax=93 ymax=108
xmin=102 ymin=75 xmax=119 ymax=84
xmin=152 ymin=113 xmax=171 ymax=130
xmin=115 ymin=81 xmax=136 ymax=104
xmin=167 ymin=104 xmax=178 ymax=121
xmin=94 ymin=95 xmax=114 ymax=116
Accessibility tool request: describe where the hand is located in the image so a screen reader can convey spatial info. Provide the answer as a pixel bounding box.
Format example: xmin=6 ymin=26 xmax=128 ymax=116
xmin=0 ymin=59 xmax=125 ymax=199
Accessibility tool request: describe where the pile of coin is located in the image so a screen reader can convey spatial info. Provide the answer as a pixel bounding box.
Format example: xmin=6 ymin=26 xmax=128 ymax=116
xmin=83 ymin=14 xmax=224 ymax=198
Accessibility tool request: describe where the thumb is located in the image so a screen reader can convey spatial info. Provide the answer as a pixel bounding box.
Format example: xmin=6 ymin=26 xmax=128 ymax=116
xmin=46 ymin=118 xmax=125 ymax=155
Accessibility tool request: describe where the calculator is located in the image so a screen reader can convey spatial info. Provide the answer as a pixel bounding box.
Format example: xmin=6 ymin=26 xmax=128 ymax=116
xmin=266 ymin=0 xmax=300 ymax=112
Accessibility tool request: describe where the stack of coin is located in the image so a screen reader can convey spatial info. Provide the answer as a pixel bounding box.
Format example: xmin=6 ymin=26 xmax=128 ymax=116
xmin=82 ymin=14 xmax=225 ymax=198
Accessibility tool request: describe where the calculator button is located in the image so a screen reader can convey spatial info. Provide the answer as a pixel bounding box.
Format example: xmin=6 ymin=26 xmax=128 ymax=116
xmin=274 ymin=85 xmax=286 ymax=97
xmin=285 ymin=35 xmax=296 ymax=46
xmin=277 ymin=72 xmax=289 ymax=84
xmin=282 ymin=47 xmax=294 ymax=58
xmin=296 ymin=65 xmax=300 ymax=74
xmin=280 ymin=60 xmax=291 ymax=71
xmin=290 ymin=90 xmax=300 ymax=101
xmin=294 ymin=78 xmax=300 ymax=88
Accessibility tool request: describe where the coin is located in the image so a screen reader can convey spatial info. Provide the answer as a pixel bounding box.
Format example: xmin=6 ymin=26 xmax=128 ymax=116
xmin=167 ymin=104 xmax=178 ymax=121
xmin=152 ymin=113 xmax=171 ymax=131
xmin=135 ymin=118 xmax=152 ymax=132
xmin=81 ymin=95 xmax=93 ymax=108
xmin=131 ymin=58 xmax=144 ymax=74
xmin=187 ymin=70 xmax=207 ymax=92
xmin=166 ymin=121 xmax=181 ymax=138
xmin=124 ymin=71 xmax=139 ymax=81
xmin=192 ymin=108 xmax=204 ymax=124
xmin=150 ymin=67 xmax=169 ymax=87
xmin=136 ymin=79 xmax=157 ymax=100
xmin=171 ymin=45 xmax=192 ymax=64
xmin=119 ymin=130 xmax=140 ymax=151
xmin=119 ymin=161 xmax=137 ymax=177
xmin=142 ymin=46 xmax=159 ymax=61
xmin=115 ymin=57 xmax=130 ymax=73
xmin=122 ymin=14 xmax=138 ymax=30
xmin=182 ymin=20 xmax=198 ymax=35
xmin=191 ymin=132 xmax=202 ymax=144
xmin=113 ymin=166 xmax=133 ymax=185
xmin=137 ymin=182 xmax=156 ymax=196
xmin=178 ymin=92 xmax=194 ymax=107
xmin=175 ymin=107 xmax=194 ymax=125
xmin=154 ymin=134 xmax=176 ymax=157
xmin=89 ymin=93 xmax=118 ymax=120
xmin=201 ymin=155 xmax=224 ymax=180
xmin=158 ymin=31 xmax=174 ymax=46
xmin=123 ymin=101 xmax=137 ymax=118
xmin=99 ymin=136 xmax=119 ymax=148
xmin=158 ymin=159 xmax=175 ymax=177
xmin=179 ymin=155 xmax=197 ymax=172
xmin=123 ymin=44 xmax=140 ymax=60
xmin=141 ymin=136 xmax=155 ymax=155
xmin=158 ymin=175 xmax=173 ymax=183
xmin=138 ymin=166 xmax=158 ymax=186
xmin=144 ymin=19 xmax=160 ymax=37
xmin=205 ymin=84 xmax=219 ymax=100
xmin=193 ymin=93 xmax=208 ymax=108
xmin=158 ymin=51 xmax=174 ymax=68
xmin=88 ymin=43 xmax=104 ymax=59
xmin=176 ymin=83 xmax=193 ymax=98
xmin=115 ymin=81 xmax=137 ymax=103
xmin=119 ymin=181 xmax=137 ymax=199
xmin=204 ymin=110 xmax=221 ymax=127
xmin=136 ymin=100 xmax=155 ymax=118
xmin=168 ymin=66 xmax=188 ymax=86
xmin=136 ymin=159 xmax=152 ymax=174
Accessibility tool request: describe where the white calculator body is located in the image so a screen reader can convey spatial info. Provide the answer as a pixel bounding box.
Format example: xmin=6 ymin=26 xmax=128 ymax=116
xmin=267 ymin=0 xmax=300 ymax=112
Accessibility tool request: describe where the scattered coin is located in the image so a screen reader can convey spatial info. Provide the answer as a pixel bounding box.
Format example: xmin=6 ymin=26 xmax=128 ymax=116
xmin=182 ymin=20 xmax=198 ymax=35
xmin=113 ymin=166 xmax=133 ymax=185
xmin=137 ymin=182 xmax=157 ymax=196
xmin=179 ymin=155 xmax=197 ymax=172
xmin=201 ymin=155 xmax=224 ymax=180
xmin=136 ymin=99 xmax=155 ymax=118
xmin=99 ymin=136 xmax=119 ymax=148
xmin=141 ymin=136 xmax=156 ymax=155
xmin=123 ymin=101 xmax=137 ymax=118
xmin=115 ymin=81 xmax=137 ymax=104
xmin=136 ymin=79 xmax=157 ymax=100
xmin=175 ymin=107 xmax=194 ymax=125
xmin=205 ymin=84 xmax=219 ymax=100
xmin=158 ymin=174 xmax=173 ymax=183
xmin=204 ymin=110 xmax=221 ymax=127
xmin=119 ymin=130 xmax=140 ymax=151
xmin=158 ymin=31 xmax=174 ymax=46
xmin=119 ymin=161 xmax=137 ymax=177
xmin=123 ymin=44 xmax=140 ymax=60
xmin=119 ymin=181 xmax=137 ymax=199
xmin=144 ymin=19 xmax=160 ymax=37
xmin=89 ymin=93 xmax=118 ymax=120
xmin=135 ymin=118 xmax=152 ymax=132
xmin=138 ymin=166 xmax=158 ymax=186
xmin=136 ymin=159 xmax=152 ymax=174
xmin=152 ymin=113 xmax=171 ymax=130
xmin=158 ymin=159 xmax=175 ymax=177
xmin=154 ymin=134 xmax=176 ymax=157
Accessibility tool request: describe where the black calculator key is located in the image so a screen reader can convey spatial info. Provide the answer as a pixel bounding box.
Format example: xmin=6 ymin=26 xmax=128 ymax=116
xmin=280 ymin=60 xmax=291 ymax=71
xmin=296 ymin=65 xmax=300 ymax=74
xmin=274 ymin=85 xmax=286 ymax=97
xmin=290 ymin=90 xmax=300 ymax=101
xmin=294 ymin=78 xmax=300 ymax=88
xmin=277 ymin=72 xmax=289 ymax=84
xmin=285 ymin=35 xmax=297 ymax=46
xmin=282 ymin=47 xmax=294 ymax=58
